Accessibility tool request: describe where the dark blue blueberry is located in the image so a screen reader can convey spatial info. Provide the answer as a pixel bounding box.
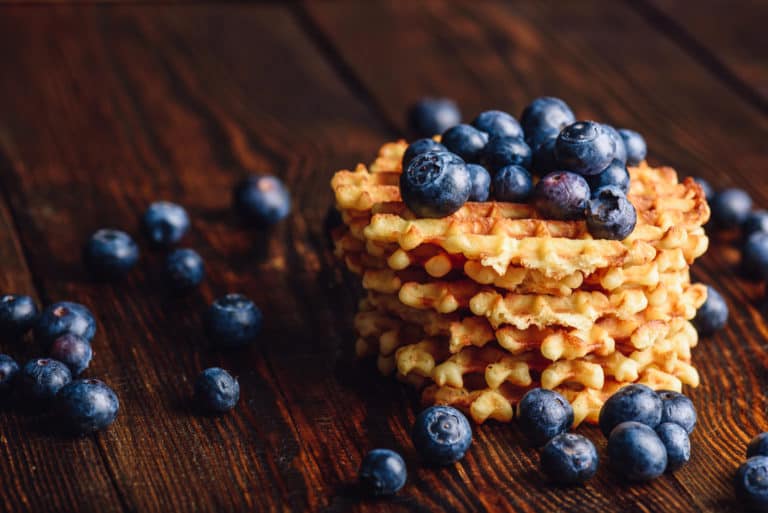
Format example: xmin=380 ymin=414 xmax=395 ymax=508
xmin=0 ymin=294 xmax=38 ymax=338
xmin=655 ymin=422 xmax=690 ymax=472
xmin=693 ymin=285 xmax=729 ymax=336
xmin=83 ymin=229 xmax=139 ymax=280
xmin=400 ymin=151 xmax=471 ymax=218
xmin=194 ymin=367 xmax=239 ymax=413
xmin=657 ymin=390 xmax=696 ymax=434
xmin=748 ymin=433 xmax=768 ymax=458
xmin=412 ymin=405 xmax=472 ymax=466
xmin=517 ymin=388 xmax=574 ymax=447
xmin=441 ymin=124 xmax=489 ymax=162
xmin=466 ymin=164 xmax=491 ymax=202
xmin=472 ymin=110 xmax=522 ymax=139
xmin=608 ymin=421 xmax=667 ymax=482
xmin=586 ymin=186 xmax=637 ymax=240
xmin=602 ymin=125 xmax=627 ymax=164
xmin=533 ymin=171 xmax=590 ymax=221
xmin=520 ymin=97 xmax=575 ymax=149
xmin=165 ymin=248 xmax=205 ymax=291
xmin=618 ymin=129 xmax=647 ymax=166
xmin=599 ymin=383 xmax=662 ymax=436
xmin=481 ymin=136 xmax=532 ymax=172
xmin=407 ymin=97 xmax=461 ymax=138
xmin=49 ymin=334 xmax=93 ymax=376
xmin=35 ymin=301 xmax=96 ymax=347
xmin=711 ymin=188 xmax=753 ymax=229
xmin=492 ymin=165 xmax=533 ymax=203
xmin=0 ymin=354 xmax=19 ymax=394
xmin=531 ymin=137 xmax=558 ymax=176
xmin=142 ymin=201 xmax=190 ymax=247
xmin=18 ymin=358 xmax=72 ymax=403
xmin=402 ymin=138 xmax=447 ymax=169
xmin=555 ymin=121 xmax=617 ymax=176
xmin=742 ymin=232 xmax=768 ymax=279
xmin=233 ymin=175 xmax=291 ymax=228
xmin=57 ymin=378 xmax=119 ymax=433
xmin=540 ymin=433 xmax=599 ymax=485
xmin=693 ymin=177 xmax=714 ymax=202
xmin=358 ymin=449 xmax=407 ymax=496
xmin=587 ymin=160 xmax=630 ymax=194
xmin=736 ymin=456 xmax=768 ymax=510
xmin=205 ymin=294 xmax=262 ymax=348
xmin=744 ymin=210 xmax=768 ymax=239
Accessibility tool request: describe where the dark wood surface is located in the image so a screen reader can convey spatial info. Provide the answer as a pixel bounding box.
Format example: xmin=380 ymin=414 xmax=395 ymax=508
xmin=0 ymin=2 xmax=765 ymax=512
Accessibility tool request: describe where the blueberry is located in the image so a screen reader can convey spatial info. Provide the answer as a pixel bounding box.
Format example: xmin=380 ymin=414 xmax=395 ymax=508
xmin=742 ymin=232 xmax=768 ymax=279
xmin=18 ymin=358 xmax=72 ymax=403
xmin=540 ymin=433 xmax=598 ymax=485
xmin=407 ymin=97 xmax=461 ymax=138
xmin=618 ymin=129 xmax=647 ymax=166
xmin=531 ymin=137 xmax=558 ymax=176
xmin=472 ymin=110 xmax=522 ymax=139
xmin=598 ymin=383 xmax=662 ymax=436
xmin=233 ymin=175 xmax=291 ymax=228
xmin=693 ymin=285 xmax=728 ymax=336
xmin=165 ymin=248 xmax=205 ymax=291
xmin=607 ymin=421 xmax=667 ymax=482
xmin=520 ymin=97 xmax=576 ymax=149
xmin=533 ymin=171 xmax=590 ymax=221
xmin=35 ymin=301 xmax=96 ymax=347
xmin=83 ymin=229 xmax=139 ymax=280
xmin=748 ymin=433 xmax=768 ymax=458
xmin=57 ymin=378 xmax=119 ymax=433
xmin=441 ymin=124 xmax=489 ymax=162
xmin=400 ymin=151 xmax=471 ymax=218
xmin=466 ymin=164 xmax=491 ymax=202
xmin=587 ymin=160 xmax=630 ymax=194
xmin=481 ymin=136 xmax=532 ymax=172
xmin=736 ymin=456 xmax=768 ymax=510
xmin=655 ymin=422 xmax=690 ymax=472
xmin=517 ymin=388 xmax=574 ymax=446
xmin=602 ymin=125 xmax=627 ymax=164
xmin=142 ymin=201 xmax=190 ymax=247
xmin=0 ymin=354 xmax=19 ymax=394
xmin=49 ymin=334 xmax=92 ymax=376
xmin=657 ymin=390 xmax=697 ymax=434
xmin=194 ymin=367 xmax=239 ymax=413
xmin=555 ymin=121 xmax=616 ymax=176
xmin=586 ymin=186 xmax=637 ymax=240
xmin=358 ymin=449 xmax=407 ymax=496
xmin=492 ymin=165 xmax=533 ymax=203
xmin=205 ymin=294 xmax=262 ymax=348
xmin=402 ymin=138 xmax=448 ymax=169
xmin=744 ymin=210 xmax=768 ymax=239
xmin=693 ymin=177 xmax=714 ymax=202
xmin=0 ymin=294 xmax=38 ymax=338
xmin=711 ymin=188 xmax=753 ymax=229
xmin=412 ymin=405 xmax=472 ymax=465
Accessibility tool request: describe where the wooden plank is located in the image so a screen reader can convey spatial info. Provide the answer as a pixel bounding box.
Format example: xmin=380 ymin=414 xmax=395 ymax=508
xmin=641 ymin=0 xmax=768 ymax=106
xmin=301 ymin=2 xmax=768 ymax=512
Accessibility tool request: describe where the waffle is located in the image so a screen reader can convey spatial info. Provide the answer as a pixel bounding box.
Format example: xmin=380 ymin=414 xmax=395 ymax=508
xmin=331 ymin=139 xmax=710 ymax=427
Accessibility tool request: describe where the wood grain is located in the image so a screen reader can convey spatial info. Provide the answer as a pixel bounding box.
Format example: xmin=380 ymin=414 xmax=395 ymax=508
xmin=0 ymin=1 xmax=765 ymax=512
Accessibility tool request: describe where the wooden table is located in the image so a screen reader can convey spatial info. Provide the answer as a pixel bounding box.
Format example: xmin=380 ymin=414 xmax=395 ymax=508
xmin=0 ymin=2 xmax=766 ymax=512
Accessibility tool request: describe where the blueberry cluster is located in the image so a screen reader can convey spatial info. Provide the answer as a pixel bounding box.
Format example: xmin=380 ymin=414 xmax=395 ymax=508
xmin=403 ymin=97 xmax=647 ymax=240
xmin=357 ymin=404 xmax=472 ymax=496
xmin=0 ymin=297 xmax=118 ymax=434
xmin=736 ymin=433 xmax=768 ymax=510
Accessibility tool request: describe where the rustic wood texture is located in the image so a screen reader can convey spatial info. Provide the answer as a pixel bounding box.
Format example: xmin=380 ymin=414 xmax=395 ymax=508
xmin=0 ymin=1 xmax=765 ymax=512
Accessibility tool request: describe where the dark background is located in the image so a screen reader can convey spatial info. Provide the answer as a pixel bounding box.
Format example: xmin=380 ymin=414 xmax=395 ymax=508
xmin=0 ymin=1 xmax=766 ymax=512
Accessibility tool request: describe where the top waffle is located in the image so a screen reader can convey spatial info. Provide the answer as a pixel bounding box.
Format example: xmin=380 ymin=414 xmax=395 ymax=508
xmin=331 ymin=141 xmax=709 ymax=279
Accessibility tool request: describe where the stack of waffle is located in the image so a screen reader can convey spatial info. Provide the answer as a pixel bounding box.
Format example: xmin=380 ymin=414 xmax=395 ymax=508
xmin=330 ymin=140 xmax=709 ymax=426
